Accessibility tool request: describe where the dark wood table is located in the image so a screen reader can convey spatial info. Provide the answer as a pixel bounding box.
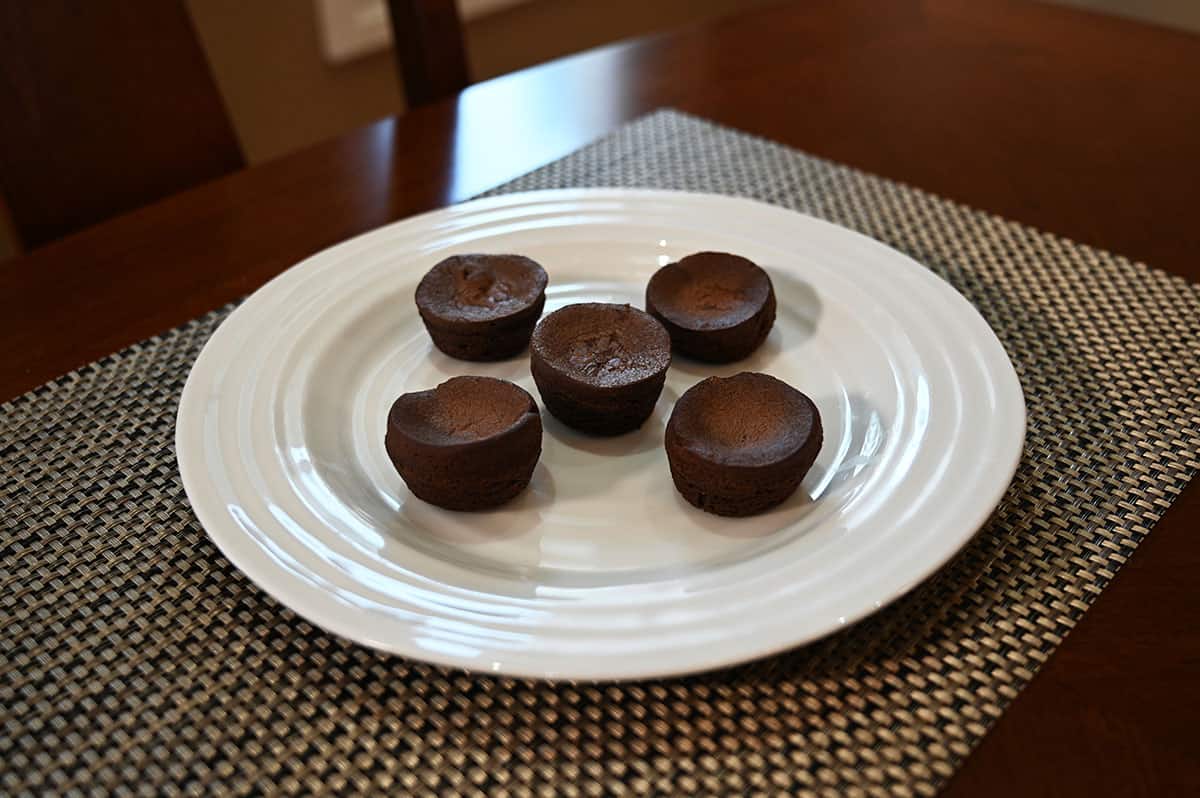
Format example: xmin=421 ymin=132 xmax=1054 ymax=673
xmin=3 ymin=0 xmax=1197 ymax=793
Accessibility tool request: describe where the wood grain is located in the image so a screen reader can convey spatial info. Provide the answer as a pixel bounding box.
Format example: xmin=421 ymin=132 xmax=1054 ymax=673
xmin=1 ymin=1 xmax=1197 ymax=794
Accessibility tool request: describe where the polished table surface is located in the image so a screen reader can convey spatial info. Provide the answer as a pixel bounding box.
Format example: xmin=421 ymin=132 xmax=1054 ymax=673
xmin=2 ymin=0 xmax=1198 ymax=794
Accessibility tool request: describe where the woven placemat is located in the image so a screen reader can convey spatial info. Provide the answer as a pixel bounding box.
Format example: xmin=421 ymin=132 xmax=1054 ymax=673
xmin=3 ymin=109 xmax=1198 ymax=797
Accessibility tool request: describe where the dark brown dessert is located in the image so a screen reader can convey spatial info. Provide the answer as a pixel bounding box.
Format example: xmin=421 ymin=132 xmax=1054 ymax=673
xmin=530 ymin=303 xmax=671 ymax=436
xmin=665 ymin=372 xmax=822 ymax=517
xmin=645 ymin=251 xmax=776 ymax=363
xmin=385 ymin=376 xmax=542 ymax=511
xmin=415 ymin=254 xmax=548 ymax=361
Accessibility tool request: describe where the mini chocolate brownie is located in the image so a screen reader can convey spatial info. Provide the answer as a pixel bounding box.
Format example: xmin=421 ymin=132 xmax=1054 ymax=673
xmin=530 ymin=303 xmax=671 ymax=436
xmin=385 ymin=376 xmax=542 ymax=510
xmin=415 ymin=254 xmax=548 ymax=361
xmin=665 ymin=372 xmax=821 ymax=517
xmin=645 ymin=251 xmax=775 ymax=363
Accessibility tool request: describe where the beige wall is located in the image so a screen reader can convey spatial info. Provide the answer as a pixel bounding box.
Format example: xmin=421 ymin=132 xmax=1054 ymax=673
xmin=185 ymin=0 xmax=405 ymax=164
xmin=1044 ymin=0 xmax=1200 ymax=33
xmin=186 ymin=0 xmax=781 ymax=165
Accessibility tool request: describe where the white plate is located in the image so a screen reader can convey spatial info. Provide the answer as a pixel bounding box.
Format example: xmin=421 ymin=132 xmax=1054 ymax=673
xmin=176 ymin=189 xmax=1024 ymax=681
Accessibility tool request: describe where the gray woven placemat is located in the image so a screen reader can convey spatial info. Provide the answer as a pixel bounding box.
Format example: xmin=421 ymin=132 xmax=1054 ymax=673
xmin=3 ymin=109 xmax=1198 ymax=797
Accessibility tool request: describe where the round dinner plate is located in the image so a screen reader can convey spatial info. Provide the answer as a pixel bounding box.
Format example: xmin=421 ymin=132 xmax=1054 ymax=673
xmin=176 ymin=189 xmax=1025 ymax=681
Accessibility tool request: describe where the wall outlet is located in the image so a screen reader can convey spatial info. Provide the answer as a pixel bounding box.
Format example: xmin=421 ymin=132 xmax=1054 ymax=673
xmin=315 ymin=0 xmax=535 ymax=64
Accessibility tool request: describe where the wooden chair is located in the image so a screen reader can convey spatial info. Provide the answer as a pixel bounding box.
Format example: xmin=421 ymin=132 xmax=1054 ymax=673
xmin=386 ymin=0 xmax=472 ymax=107
xmin=0 ymin=1 xmax=468 ymax=251
xmin=0 ymin=1 xmax=244 ymax=250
